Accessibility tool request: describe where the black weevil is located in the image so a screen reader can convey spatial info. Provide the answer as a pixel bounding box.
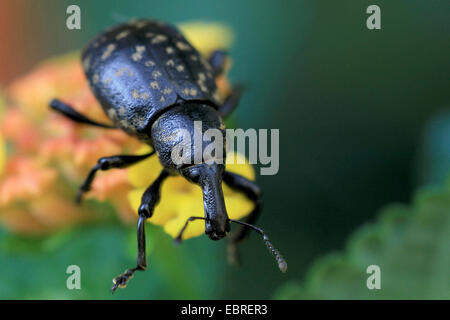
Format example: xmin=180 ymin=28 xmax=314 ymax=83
xmin=50 ymin=19 xmax=286 ymax=292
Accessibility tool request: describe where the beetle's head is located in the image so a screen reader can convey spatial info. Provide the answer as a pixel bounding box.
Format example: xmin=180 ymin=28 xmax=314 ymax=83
xmin=151 ymin=103 xmax=229 ymax=239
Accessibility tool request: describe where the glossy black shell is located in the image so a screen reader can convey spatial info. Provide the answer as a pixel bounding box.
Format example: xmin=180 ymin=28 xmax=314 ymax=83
xmin=81 ymin=19 xmax=222 ymax=139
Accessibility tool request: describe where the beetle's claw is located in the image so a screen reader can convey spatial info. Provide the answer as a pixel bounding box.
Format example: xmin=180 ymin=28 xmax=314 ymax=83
xmin=111 ymin=269 xmax=134 ymax=293
xmin=174 ymin=236 xmax=182 ymax=245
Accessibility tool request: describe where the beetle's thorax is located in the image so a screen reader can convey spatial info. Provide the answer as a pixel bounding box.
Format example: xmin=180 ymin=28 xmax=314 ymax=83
xmin=150 ymin=103 xmax=226 ymax=172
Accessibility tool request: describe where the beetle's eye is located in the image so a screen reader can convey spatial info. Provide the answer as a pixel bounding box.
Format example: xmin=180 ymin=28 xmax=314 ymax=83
xmin=182 ymin=167 xmax=200 ymax=183
xmin=188 ymin=170 xmax=200 ymax=183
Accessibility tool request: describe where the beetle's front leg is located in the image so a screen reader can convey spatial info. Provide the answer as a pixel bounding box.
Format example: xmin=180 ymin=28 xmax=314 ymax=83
xmin=76 ymin=153 xmax=154 ymax=203
xmin=208 ymin=50 xmax=245 ymax=118
xmin=218 ymin=85 xmax=245 ymax=119
xmin=111 ymin=170 xmax=169 ymax=293
xmin=223 ymin=171 xmax=262 ymax=265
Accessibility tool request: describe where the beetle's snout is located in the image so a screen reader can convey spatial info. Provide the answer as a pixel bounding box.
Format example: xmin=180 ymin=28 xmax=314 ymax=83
xmin=205 ymin=223 xmax=228 ymax=241
xmin=182 ymin=163 xmax=230 ymax=241
xmin=206 ymin=230 xmax=227 ymax=241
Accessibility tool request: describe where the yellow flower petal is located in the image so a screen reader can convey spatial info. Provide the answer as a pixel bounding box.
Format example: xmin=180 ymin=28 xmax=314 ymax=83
xmin=226 ymin=152 xmax=255 ymax=181
xmin=127 ymin=145 xmax=160 ymax=188
xmin=178 ymin=21 xmax=233 ymax=57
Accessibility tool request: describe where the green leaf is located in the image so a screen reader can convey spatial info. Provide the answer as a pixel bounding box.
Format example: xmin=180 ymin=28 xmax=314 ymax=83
xmin=274 ymin=180 xmax=450 ymax=300
xmin=0 ymin=211 xmax=225 ymax=299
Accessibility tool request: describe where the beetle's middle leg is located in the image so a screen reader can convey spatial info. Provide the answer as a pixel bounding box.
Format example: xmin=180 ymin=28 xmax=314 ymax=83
xmin=76 ymin=152 xmax=154 ymax=203
xmin=111 ymin=170 xmax=169 ymax=293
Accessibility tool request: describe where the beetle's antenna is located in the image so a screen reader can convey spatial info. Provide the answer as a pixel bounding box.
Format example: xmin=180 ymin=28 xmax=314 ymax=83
xmin=229 ymin=219 xmax=287 ymax=273
xmin=174 ymin=216 xmax=208 ymax=244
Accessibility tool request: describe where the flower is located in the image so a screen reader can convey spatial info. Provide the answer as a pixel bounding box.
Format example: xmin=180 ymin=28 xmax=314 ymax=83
xmin=0 ymin=53 xmax=136 ymax=234
xmin=0 ymin=133 xmax=4 ymax=176
xmin=178 ymin=21 xmax=233 ymax=57
xmin=0 ymin=21 xmax=253 ymax=239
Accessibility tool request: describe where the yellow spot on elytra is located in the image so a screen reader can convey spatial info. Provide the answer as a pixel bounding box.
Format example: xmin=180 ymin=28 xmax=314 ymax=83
xmin=116 ymin=67 xmax=134 ymax=77
xmin=182 ymin=88 xmax=189 ymax=95
xmin=166 ymin=46 xmax=174 ymax=54
xmin=140 ymin=92 xmax=150 ymax=100
xmin=120 ymin=119 xmax=130 ymax=128
xmin=150 ymin=81 xmax=160 ymax=89
xmin=200 ymin=56 xmax=212 ymax=71
xmin=116 ymin=30 xmax=130 ymax=40
xmin=108 ymin=109 xmax=117 ymax=120
xmin=162 ymin=88 xmax=173 ymax=95
xmin=152 ymin=35 xmax=168 ymax=44
xmin=152 ymin=71 xmax=162 ymax=78
xmin=160 ymin=96 xmax=166 ymax=102
xmin=199 ymin=83 xmax=208 ymax=92
xmin=145 ymin=60 xmax=155 ymax=67
xmin=176 ymin=65 xmax=185 ymax=72
xmin=145 ymin=32 xmax=155 ymax=38
xmin=132 ymin=90 xmax=139 ymax=99
xmin=101 ymin=44 xmax=116 ymax=60
xmin=136 ymin=21 xmax=148 ymax=28
xmin=82 ymin=56 xmax=91 ymax=70
xmin=176 ymin=41 xmax=191 ymax=51
xmin=190 ymin=55 xmax=198 ymax=61
xmin=166 ymin=59 xmax=175 ymax=67
xmin=118 ymin=106 xmax=126 ymax=116
xmin=198 ymin=73 xmax=206 ymax=81
xmin=189 ymin=88 xmax=198 ymax=96
xmin=131 ymin=45 xmax=146 ymax=61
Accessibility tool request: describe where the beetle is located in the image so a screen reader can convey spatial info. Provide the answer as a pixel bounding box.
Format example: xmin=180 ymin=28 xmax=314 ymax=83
xmin=49 ymin=19 xmax=286 ymax=292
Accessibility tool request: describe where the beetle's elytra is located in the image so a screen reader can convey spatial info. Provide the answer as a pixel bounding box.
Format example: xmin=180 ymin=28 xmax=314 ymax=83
xmin=49 ymin=19 xmax=286 ymax=292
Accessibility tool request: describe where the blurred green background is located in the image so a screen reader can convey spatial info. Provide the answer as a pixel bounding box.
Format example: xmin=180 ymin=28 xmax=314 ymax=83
xmin=0 ymin=0 xmax=449 ymax=299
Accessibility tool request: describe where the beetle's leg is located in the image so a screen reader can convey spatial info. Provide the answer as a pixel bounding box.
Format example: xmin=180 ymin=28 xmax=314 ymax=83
xmin=76 ymin=152 xmax=154 ymax=204
xmin=208 ymin=50 xmax=245 ymax=118
xmin=209 ymin=49 xmax=228 ymax=77
xmin=223 ymin=171 xmax=262 ymax=265
xmin=218 ymin=85 xmax=245 ymax=118
xmin=111 ymin=170 xmax=169 ymax=293
xmin=50 ymin=98 xmax=116 ymax=129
